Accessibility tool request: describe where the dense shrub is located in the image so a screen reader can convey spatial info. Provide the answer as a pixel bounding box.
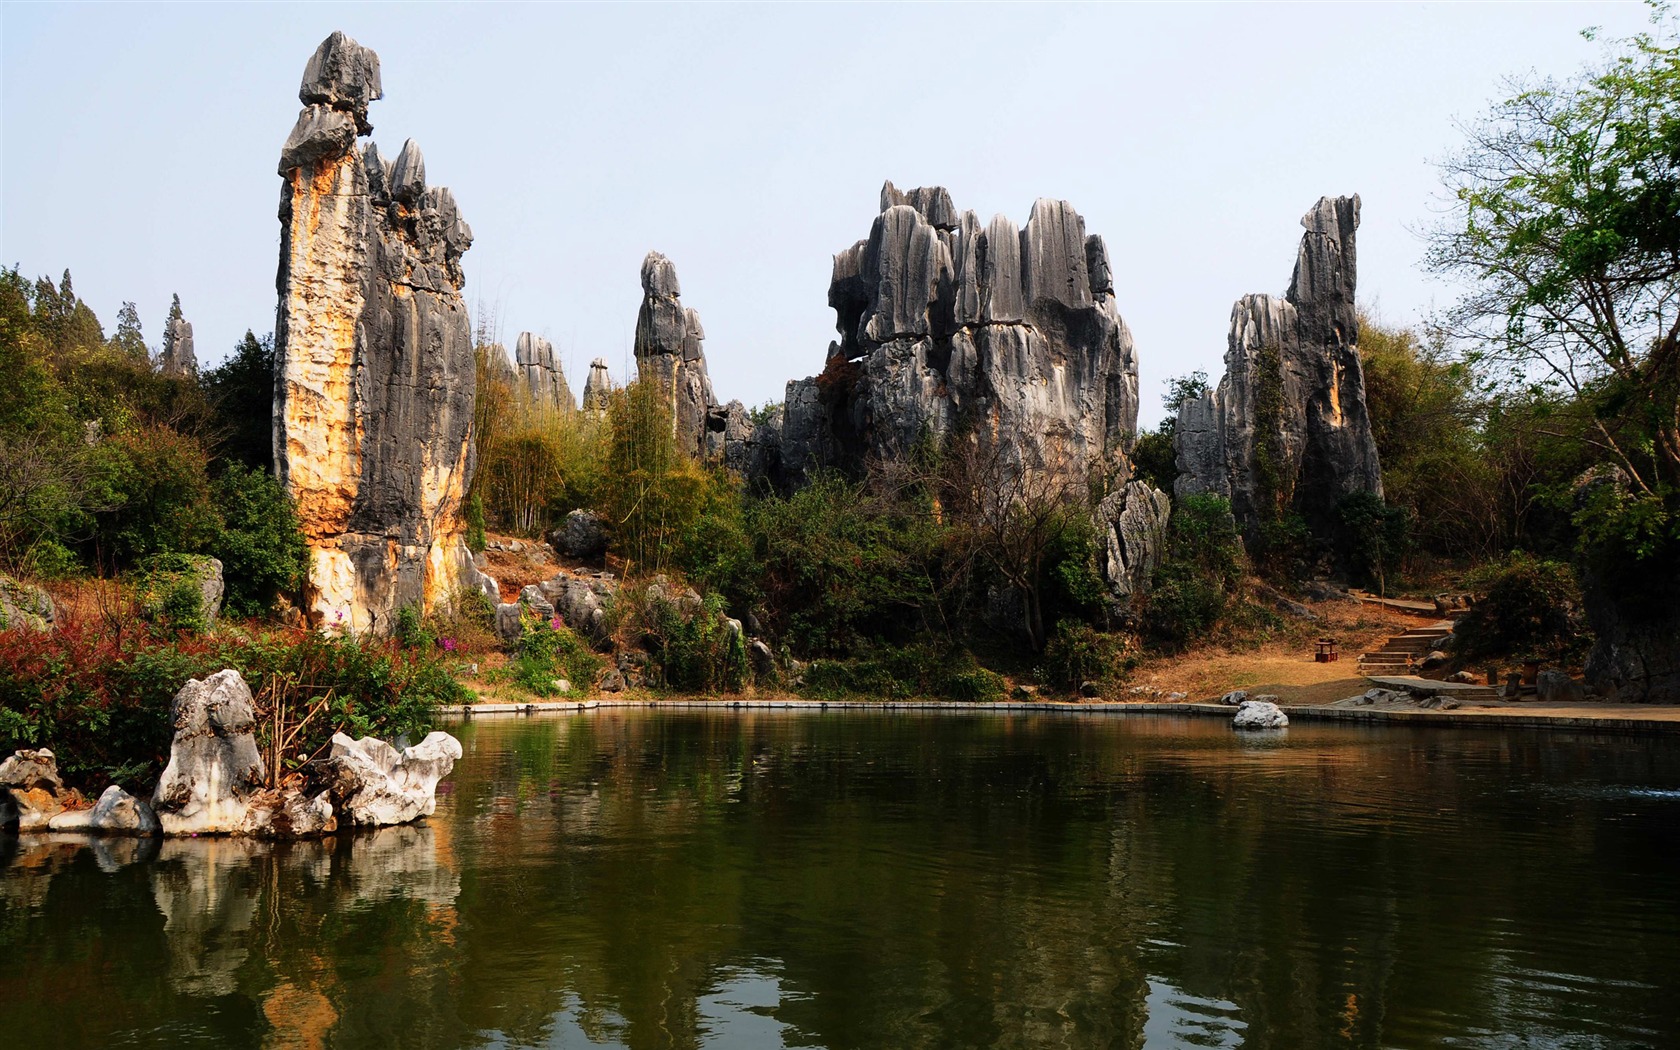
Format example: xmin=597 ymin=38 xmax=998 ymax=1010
xmin=1142 ymin=495 xmax=1246 ymax=649
xmin=210 ymin=463 xmax=309 ymax=617
xmin=131 ymin=553 xmax=220 ymax=633
xmin=799 ymin=644 xmax=1005 ymax=702
xmin=501 ymin=612 xmax=604 ymax=696
xmin=0 ymin=617 xmax=469 ymax=790
xmin=1042 ymin=620 xmax=1133 ymax=692
xmin=1334 ymin=490 xmax=1412 ymax=594
xmin=1455 ymin=553 xmax=1585 ymax=660
xmin=748 ymin=473 xmax=944 ymax=655
xmin=86 ymin=425 xmax=220 ymax=566
xmin=640 ymin=591 xmax=746 ymax=693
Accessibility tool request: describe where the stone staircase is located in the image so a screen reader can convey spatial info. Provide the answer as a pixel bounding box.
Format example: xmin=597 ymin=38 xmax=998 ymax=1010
xmin=1357 ymin=622 xmax=1454 ymax=676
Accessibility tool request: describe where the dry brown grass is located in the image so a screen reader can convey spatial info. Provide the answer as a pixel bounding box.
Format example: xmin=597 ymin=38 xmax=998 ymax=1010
xmin=1119 ymin=596 xmax=1445 ymax=705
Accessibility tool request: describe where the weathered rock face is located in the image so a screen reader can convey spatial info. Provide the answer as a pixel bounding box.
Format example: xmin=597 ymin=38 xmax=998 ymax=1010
xmin=634 ymin=252 xmax=718 ymax=457
xmin=160 ymin=297 xmax=196 ymax=376
xmin=152 ymin=670 xmax=267 ymax=835
xmin=1096 ymin=480 xmax=1173 ymax=607
xmin=582 ymin=357 xmax=614 ymax=411
xmin=515 ymin=332 xmax=576 ymax=412
xmin=768 ymin=182 xmax=1140 ymax=490
xmin=550 ymin=509 xmax=607 ymax=559
xmin=305 ymin=732 xmax=462 ymax=827
xmin=0 ymin=574 xmax=53 ymax=632
xmin=1174 ymin=196 xmax=1382 ymax=540
xmin=0 ymin=748 xmax=72 ymax=831
xmin=273 ymin=31 xmax=485 ymax=634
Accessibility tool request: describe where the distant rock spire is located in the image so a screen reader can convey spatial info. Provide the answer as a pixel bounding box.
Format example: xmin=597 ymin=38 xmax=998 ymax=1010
xmin=160 ymin=294 xmax=196 ymax=375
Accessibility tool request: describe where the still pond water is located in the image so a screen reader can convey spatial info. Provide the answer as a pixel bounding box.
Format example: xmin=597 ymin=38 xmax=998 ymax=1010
xmin=2 ymin=710 xmax=1679 ymax=1049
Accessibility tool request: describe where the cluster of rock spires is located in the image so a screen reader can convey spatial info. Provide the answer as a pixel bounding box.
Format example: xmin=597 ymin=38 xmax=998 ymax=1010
xmin=261 ymin=32 xmax=1376 ymax=631
xmin=1172 ymin=196 xmax=1383 ymax=540
xmin=273 ymin=31 xmax=494 ymax=633
xmin=0 ymin=670 xmax=460 ymax=838
xmin=767 ymin=181 xmax=1142 ymax=493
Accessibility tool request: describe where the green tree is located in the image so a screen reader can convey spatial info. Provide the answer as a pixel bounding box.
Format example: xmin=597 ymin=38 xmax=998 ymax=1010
xmin=211 ymin=463 xmax=309 ymax=617
xmin=110 ymin=301 xmax=147 ymax=361
xmin=1427 ymin=8 xmax=1680 ymax=512
xmin=201 ymin=330 xmax=276 ymax=471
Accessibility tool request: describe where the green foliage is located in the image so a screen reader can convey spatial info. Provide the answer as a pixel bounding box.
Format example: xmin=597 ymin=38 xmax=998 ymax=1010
xmin=210 ymin=463 xmax=308 ymax=618
xmin=1162 ymin=371 xmax=1210 ymax=419
xmin=200 ymin=330 xmax=276 ymax=471
xmin=1131 ymin=429 xmax=1178 ymax=493
xmin=1143 ymin=495 xmax=1247 ymax=649
xmin=503 ymin=612 xmax=603 ymax=696
xmin=799 ymin=644 xmax=1004 ymax=702
xmin=395 ymin=604 xmax=435 ymax=651
xmin=1455 ymin=552 xmax=1584 ymax=660
xmin=1335 ymin=491 xmax=1412 ymax=593
xmin=464 ymin=492 xmax=487 ymax=554
xmin=1042 ymin=620 xmax=1132 ymax=692
xmin=748 ymin=473 xmax=943 ymax=654
xmin=131 ymin=553 xmax=218 ymax=633
xmin=87 ymin=425 xmax=220 ymax=565
xmin=641 ymin=591 xmax=745 ymax=693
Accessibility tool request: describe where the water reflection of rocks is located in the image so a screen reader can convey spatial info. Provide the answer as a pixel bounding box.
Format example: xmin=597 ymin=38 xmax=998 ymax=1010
xmin=1 ymin=825 xmax=459 ymax=1048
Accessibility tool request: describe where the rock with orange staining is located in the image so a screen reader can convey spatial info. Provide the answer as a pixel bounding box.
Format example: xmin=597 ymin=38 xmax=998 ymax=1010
xmin=274 ymin=32 xmax=494 ymax=634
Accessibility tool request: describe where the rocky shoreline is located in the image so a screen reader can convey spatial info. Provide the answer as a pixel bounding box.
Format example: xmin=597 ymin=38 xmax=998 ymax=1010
xmin=0 ymin=669 xmax=460 ymax=840
xmin=438 ymin=696 xmax=1680 ymax=734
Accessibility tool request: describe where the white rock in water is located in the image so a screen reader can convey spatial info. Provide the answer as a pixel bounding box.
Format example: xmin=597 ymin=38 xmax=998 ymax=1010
xmin=308 ymin=731 xmax=462 ymax=828
xmin=1232 ymin=699 xmax=1289 ymax=730
xmin=152 ymin=669 xmax=267 ymax=835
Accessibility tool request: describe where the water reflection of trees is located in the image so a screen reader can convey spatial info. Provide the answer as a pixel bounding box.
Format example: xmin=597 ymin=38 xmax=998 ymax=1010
xmin=1 ymin=713 xmax=1676 ymax=1049
xmin=436 ymin=712 xmax=1680 ymax=1050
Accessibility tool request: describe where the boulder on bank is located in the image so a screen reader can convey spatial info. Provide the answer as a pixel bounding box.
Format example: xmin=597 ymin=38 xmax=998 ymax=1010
xmin=305 ymin=732 xmax=462 ymax=827
xmin=0 ymin=748 xmax=76 ymax=830
xmin=88 ymin=784 xmax=160 ymax=836
xmin=152 ymin=669 xmax=267 ymax=835
xmin=1232 ymin=699 xmax=1288 ymax=729
xmin=551 ymin=509 xmax=608 ymax=559
xmin=0 ymin=574 xmax=55 ymax=632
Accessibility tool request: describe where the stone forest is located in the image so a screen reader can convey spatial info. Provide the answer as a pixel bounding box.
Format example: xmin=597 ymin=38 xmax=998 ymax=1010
xmin=4 ymin=19 xmax=1680 ymax=1050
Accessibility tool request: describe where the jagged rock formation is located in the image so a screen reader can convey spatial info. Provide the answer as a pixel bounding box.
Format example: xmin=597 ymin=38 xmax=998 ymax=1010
xmin=304 ymin=732 xmax=462 ymax=827
xmin=1173 ymin=196 xmax=1382 ymax=540
xmin=771 ymin=182 xmax=1141 ymax=491
xmin=273 ymin=32 xmax=494 ymax=633
xmin=1096 ymin=481 xmax=1173 ymax=607
xmin=582 ymin=358 xmax=614 ymax=412
xmin=160 ymin=295 xmax=196 ymax=375
xmin=515 ymin=332 xmax=576 ymax=411
xmin=633 ymin=252 xmax=718 ymax=457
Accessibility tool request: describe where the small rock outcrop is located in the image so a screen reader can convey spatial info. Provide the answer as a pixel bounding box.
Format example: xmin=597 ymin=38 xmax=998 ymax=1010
xmin=274 ymin=31 xmax=488 ymax=634
xmin=582 ymin=358 xmax=614 ymax=411
xmin=1174 ymin=196 xmax=1382 ymax=541
xmin=1232 ymin=698 xmax=1289 ymax=729
xmin=633 ymin=252 xmax=718 ymax=458
xmin=152 ymin=670 xmax=268 ymax=835
xmin=305 ymin=732 xmax=462 ymax=827
xmin=515 ymin=332 xmax=576 ymax=412
xmin=550 ymin=509 xmax=607 ymax=559
xmin=769 ymin=182 xmax=1141 ymax=491
xmin=0 ymin=748 xmax=75 ymax=830
xmin=160 ymin=294 xmax=196 ymax=376
xmin=0 ymin=574 xmax=54 ymax=632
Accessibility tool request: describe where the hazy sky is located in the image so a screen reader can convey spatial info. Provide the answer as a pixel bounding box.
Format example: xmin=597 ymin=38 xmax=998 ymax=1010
xmin=1 ymin=2 xmax=1655 ymax=426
